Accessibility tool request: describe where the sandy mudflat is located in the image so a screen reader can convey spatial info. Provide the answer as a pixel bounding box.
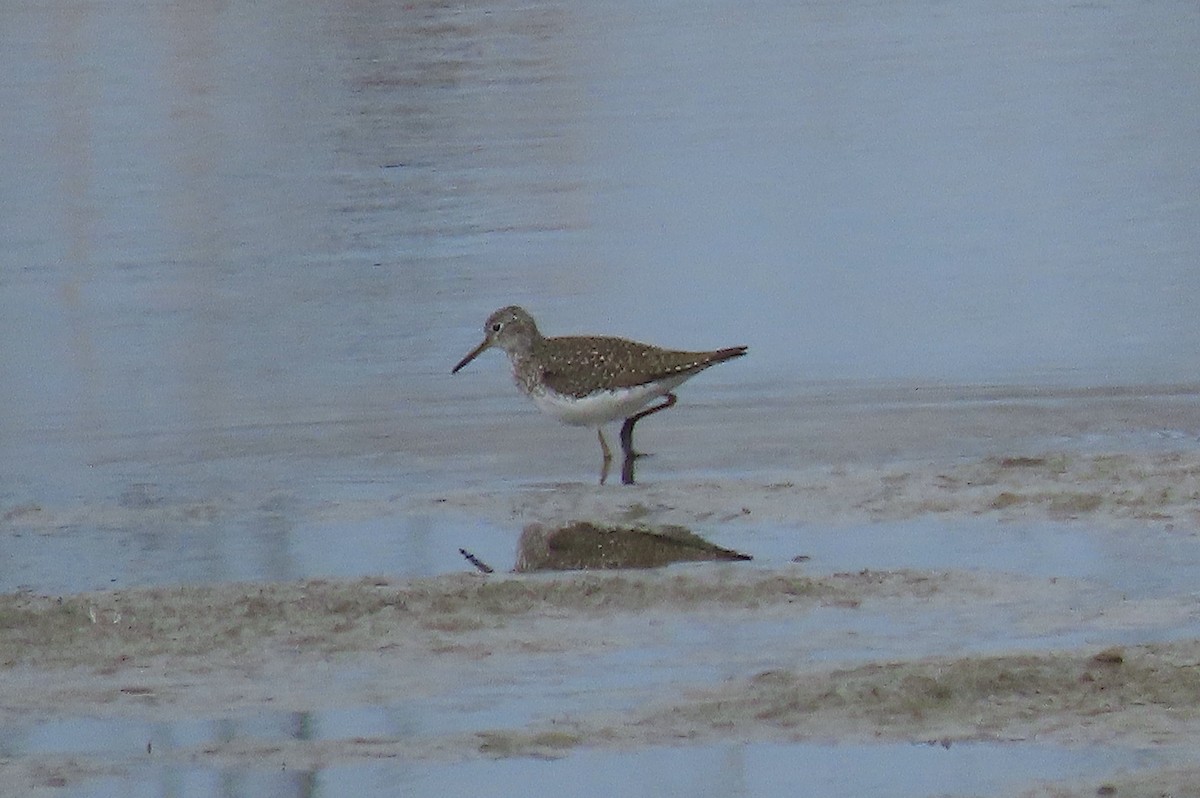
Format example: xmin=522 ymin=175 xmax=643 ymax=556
xmin=420 ymin=449 xmax=1200 ymax=529
xmin=4 ymin=449 xmax=1200 ymax=796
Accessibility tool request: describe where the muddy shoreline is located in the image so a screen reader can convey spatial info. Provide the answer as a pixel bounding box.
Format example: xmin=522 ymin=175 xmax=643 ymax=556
xmin=5 ymin=449 xmax=1200 ymax=796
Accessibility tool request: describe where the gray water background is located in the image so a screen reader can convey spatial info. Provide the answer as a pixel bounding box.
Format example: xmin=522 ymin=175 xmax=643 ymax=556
xmin=1 ymin=0 xmax=1199 ymax=579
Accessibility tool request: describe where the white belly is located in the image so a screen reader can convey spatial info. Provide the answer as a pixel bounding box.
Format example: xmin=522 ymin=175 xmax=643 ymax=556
xmin=530 ymin=376 xmax=688 ymax=427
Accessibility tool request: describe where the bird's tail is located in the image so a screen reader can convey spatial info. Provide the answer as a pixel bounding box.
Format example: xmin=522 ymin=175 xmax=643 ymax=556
xmin=710 ymin=346 xmax=748 ymax=363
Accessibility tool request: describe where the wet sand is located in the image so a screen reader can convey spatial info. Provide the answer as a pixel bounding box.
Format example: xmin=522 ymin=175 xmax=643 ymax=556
xmin=5 ymin=449 xmax=1200 ymax=796
xmin=423 ymin=448 xmax=1200 ymax=529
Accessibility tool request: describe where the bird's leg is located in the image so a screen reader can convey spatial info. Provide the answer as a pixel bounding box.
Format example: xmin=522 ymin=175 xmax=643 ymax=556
xmin=598 ymin=428 xmax=612 ymax=485
xmin=619 ymin=393 xmax=678 ymax=460
xmin=620 ymin=448 xmax=637 ymax=486
xmin=598 ymin=428 xmax=613 ymax=461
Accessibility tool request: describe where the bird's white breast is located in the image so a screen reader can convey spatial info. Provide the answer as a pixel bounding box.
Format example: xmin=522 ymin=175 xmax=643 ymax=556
xmin=529 ymin=376 xmax=688 ymax=427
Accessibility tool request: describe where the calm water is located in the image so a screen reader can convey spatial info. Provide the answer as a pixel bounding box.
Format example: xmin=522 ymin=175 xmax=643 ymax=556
xmin=3 ymin=0 xmax=1199 ymax=510
xmin=2 ymin=2 xmax=1199 ymax=793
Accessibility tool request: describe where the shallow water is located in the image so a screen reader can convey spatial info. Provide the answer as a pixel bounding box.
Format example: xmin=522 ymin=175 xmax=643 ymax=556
xmin=3 ymin=0 xmax=1200 ymax=795
xmin=3 ymin=737 xmax=1175 ymax=798
xmin=5 ymin=383 xmax=1200 ymax=594
xmin=423 ymin=744 xmax=1170 ymax=798
xmin=3 ymin=0 xmax=1200 ymax=510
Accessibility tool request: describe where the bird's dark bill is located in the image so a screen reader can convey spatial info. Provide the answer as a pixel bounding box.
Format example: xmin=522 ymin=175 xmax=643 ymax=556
xmin=452 ymin=339 xmax=490 ymax=373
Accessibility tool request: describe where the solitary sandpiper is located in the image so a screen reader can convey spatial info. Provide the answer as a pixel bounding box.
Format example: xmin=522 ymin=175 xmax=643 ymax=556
xmin=452 ymin=306 xmax=747 ymax=484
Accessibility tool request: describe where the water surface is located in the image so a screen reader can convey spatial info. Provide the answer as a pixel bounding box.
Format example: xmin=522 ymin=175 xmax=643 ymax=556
xmin=3 ymin=0 xmax=1198 ymax=514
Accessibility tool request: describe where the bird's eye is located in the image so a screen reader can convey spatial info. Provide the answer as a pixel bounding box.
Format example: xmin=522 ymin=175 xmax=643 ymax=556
xmin=491 ymin=322 xmax=502 ymax=332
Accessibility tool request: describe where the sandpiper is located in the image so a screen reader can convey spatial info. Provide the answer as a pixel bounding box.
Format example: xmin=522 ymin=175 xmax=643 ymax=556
xmin=452 ymin=306 xmax=746 ymax=483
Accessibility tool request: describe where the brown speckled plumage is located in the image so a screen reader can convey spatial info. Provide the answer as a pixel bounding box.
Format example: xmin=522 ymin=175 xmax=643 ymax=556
xmin=533 ymin=335 xmax=746 ymax=398
xmin=453 ymin=306 xmax=746 ymax=399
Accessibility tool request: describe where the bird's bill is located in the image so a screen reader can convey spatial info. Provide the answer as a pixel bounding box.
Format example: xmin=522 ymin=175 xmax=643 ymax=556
xmin=452 ymin=339 xmax=491 ymax=373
